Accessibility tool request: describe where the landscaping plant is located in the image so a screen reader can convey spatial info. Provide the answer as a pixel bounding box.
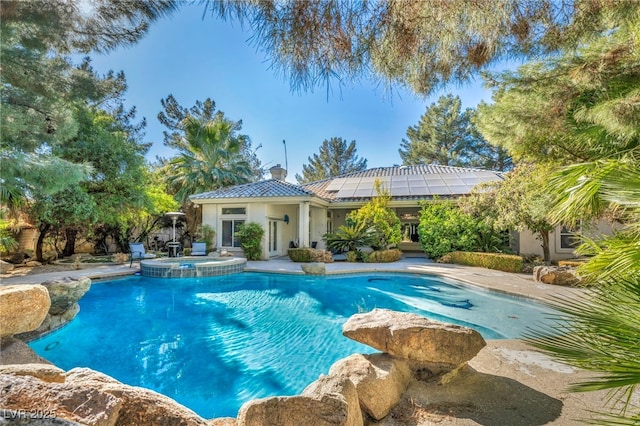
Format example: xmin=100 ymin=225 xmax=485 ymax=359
xmin=418 ymin=198 xmax=482 ymax=258
xmin=235 ymin=222 xmax=264 ymax=260
xmin=347 ymin=180 xmax=402 ymax=250
xmin=323 ymin=220 xmax=376 ymax=254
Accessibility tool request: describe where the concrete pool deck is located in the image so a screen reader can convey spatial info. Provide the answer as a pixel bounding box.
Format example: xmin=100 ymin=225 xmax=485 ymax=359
xmin=1 ymin=256 xmax=615 ymax=424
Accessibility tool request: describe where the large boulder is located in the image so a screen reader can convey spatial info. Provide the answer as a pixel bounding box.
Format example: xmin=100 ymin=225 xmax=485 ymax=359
xmin=0 ymin=259 xmax=15 ymax=273
xmin=302 ymin=375 xmax=363 ymax=426
xmin=0 ymin=285 xmax=50 ymax=337
xmin=342 ymin=309 xmax=486 ymax=365
xmin=0 ymin=336 xmax=52 ymax=365
xmin=328 ymin=353 xmax=411 ymax=421
xmin=533 ymin=266 xmax=580 ymax=286
xmin=301 ymin=262 xmax=326 ymax=275
xmin=238 ymin=375 xmax=362 ymax=426
xmin=0 ymin=363 xmax=66 ymax=383
xmin=65 ymin=368 xmax=209 ymax=426
xmin=0 ymin=373 xmax=122 ymax=426
xmin=41 ymin=276 xmax=91 ymax=315
xmin=17 ymin=277 xmax=91 ymax=340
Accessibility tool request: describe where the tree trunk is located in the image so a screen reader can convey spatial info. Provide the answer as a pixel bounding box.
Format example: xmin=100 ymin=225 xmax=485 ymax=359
xmin=540 ymin=230 xmax=551 ymax=263
xmin=36 ymin=223 xmax=51 ymax=263
xmin=62 ymin=228 xmax=78 ymax=257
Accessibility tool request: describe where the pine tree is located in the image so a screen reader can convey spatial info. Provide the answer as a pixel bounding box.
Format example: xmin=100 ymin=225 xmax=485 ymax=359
xmin=399 ymin=95 xmax=511 ymax=170
xmin=295 ymin=137 xmax=368 ymax=184
xmin=204 ymin=0 xmax=635 ymax=95
xmin=1 ymin=0 xmax=177 ymax=208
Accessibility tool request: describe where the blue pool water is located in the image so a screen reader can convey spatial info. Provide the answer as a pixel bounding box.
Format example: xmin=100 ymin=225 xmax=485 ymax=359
xmin=30 ymin=272 xmax=553 ymax=419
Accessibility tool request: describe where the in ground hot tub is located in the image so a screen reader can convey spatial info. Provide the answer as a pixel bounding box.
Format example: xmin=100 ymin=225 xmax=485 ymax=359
xmin=140 ymin=257 xmax=246 ymax=278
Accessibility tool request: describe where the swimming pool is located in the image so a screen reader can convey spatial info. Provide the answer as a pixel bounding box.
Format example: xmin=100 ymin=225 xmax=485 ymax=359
xmin=30 ymin=272 xmax=554 ymax=419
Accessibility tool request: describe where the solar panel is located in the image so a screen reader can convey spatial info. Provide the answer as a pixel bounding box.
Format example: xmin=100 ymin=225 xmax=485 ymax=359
xmin=428 ymin=186 xmax=452 ymax=195
xmin=336 ymin=187 xmax=357 ymax=198
xmin=408 ymin=184 xmax=429 ymax=196
xmin=353 ymin=188 xmax=374 ymax=197
xmin=325 ymin=178 xmax=346 ymax=192
xmin=448 ymin=185 xmax=472 ymax=194
xmin=392 ymin=187 xmax=411 ymax=196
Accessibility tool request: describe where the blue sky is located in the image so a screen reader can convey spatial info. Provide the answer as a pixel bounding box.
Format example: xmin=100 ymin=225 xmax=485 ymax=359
xmin=88 ymin=3 xmax=496 ymax=182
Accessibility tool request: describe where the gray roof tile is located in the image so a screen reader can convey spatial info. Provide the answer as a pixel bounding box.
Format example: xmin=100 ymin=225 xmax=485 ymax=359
xmin=190 ymin=165 xmax=504 ymax=203
xmin=190 ymin=179 xmax=315 ymax=200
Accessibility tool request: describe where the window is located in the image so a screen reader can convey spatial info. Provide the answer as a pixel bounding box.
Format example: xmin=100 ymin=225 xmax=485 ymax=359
xmin=559 ymin=225 xmax=580 ymax=250
xmin=222 ymin=207 xmax=246 ymax=215
xmin=222 ymin=220 xmax=244 ymax=247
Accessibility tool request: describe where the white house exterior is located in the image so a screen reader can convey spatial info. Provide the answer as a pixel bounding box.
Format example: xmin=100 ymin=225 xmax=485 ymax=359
xmin=189 ymin=164 xmax=613 ymax=261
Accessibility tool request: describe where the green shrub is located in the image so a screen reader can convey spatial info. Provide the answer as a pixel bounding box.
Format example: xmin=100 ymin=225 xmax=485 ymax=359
xmin=235 ymin=222 xmax=264 ymax=260
xmin=346 ymin=251 xmax=358 ymax=262
xmin=368 ymin=249 xmax=402 ymax=263
xmin=418 ymin=198 xmax=506 ymax=258
xmin=200 ymin=224 xmax=216 ymax=251
xmin=288 ymin=248 xmax=334 ymax=263
xmin=288 ymin=248 xmax=312 ymax=262
xmin=347 ymin=180 xmax=402 ymax=250
xmin=324 ymin=221 xmax=376 ymax=253
xmin=445 ymin=251 xmax=524 ymax=272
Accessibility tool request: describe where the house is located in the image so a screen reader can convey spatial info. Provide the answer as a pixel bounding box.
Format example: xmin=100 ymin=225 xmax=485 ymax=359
xmin=188 ymin=164 xmax=610 ymax=261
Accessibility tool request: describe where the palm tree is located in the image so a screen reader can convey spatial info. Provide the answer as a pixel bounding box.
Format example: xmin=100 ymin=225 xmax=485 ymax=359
xmin=164 ymin=115 xmax=253 ymax=204
xmin=527 ymin=161 xmax=640 ymax=423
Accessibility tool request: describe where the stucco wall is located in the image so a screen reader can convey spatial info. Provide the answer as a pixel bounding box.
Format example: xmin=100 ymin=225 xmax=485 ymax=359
xmin=266 ymin=204 xmax=297 ymax=257
xmin=310 ymin=207 xmax=327 ymax=249
xmin=518 ymin=220 xmax=619 ymax=262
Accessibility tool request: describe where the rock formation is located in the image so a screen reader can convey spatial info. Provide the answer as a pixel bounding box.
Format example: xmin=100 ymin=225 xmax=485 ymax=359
xmin=301 ymin=262 xmax=327 ymax=275
xmin=533 ymin=265 xmax=581 ymax=286
xmin=16 ymin=276 xmax=91 ymax=340
xmin=342 ymin=308 xmax=486 ymax=365
xmin=0 ymin=285 xmax=50 ymax=337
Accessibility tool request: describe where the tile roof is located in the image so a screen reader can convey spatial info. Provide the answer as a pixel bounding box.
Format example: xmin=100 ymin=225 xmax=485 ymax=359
xmin=190 ymin=179 xmax=315 ymax=200
xmin=189 ymin=165 xmax=504 ymax=203
xmin=301 ymin=165 xmax=503 ymax=202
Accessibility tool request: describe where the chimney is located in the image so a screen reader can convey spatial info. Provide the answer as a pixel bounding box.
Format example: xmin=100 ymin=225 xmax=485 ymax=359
xmin=269 ymin=164 xmax=287 ymax=181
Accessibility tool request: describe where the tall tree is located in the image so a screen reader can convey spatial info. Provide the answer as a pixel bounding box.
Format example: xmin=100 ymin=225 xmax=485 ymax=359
xmin=399 ymin=95 xmax=511 ymax=170
xmin=204 ymin=0 xmax=634 ymax=95
xmin=162 ymin=115 xmax=253 ymax=204
xmin=462 ymin=164 xmax=556 ymax=261
xmin=58 ymin=106 xmax=151 ymax=255
xmin=27 ymin=103 xmax=156 ymax=259
xmin=475 ymin=12 xmax=640 ymax=421
xmin=296 ymin=137 xmax=367 ymax=184
xmin=1 ymin=0 xmax=177 ymax=210
xmin=158 ymin=95 xmax=263 ymax=181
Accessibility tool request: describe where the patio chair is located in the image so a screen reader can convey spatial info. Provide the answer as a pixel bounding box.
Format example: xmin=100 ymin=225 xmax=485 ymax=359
xmin=191 ymin=242 xmax=207 ymax=256
xmin=129 ymin=242 xmax=156 ymax=267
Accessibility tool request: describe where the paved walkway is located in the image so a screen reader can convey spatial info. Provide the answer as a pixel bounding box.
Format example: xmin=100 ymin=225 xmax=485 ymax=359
xmin=0 ymin=264 xmax=137 ymax=286
xmin=1 ymin=256 xmax=582 ymax=303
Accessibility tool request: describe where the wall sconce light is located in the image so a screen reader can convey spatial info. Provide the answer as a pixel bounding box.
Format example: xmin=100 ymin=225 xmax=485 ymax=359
xmin=284 ymin=214 xmax=290 ymax=224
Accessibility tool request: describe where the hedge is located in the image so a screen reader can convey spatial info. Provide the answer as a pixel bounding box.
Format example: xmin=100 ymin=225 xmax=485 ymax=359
xmin=445 ymin=251 xmax=524 ymax=273
xmin=288 ymin=248 xmax=334 ymax=263
xmin=368 ymin=249 xmax=402 ymax=263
